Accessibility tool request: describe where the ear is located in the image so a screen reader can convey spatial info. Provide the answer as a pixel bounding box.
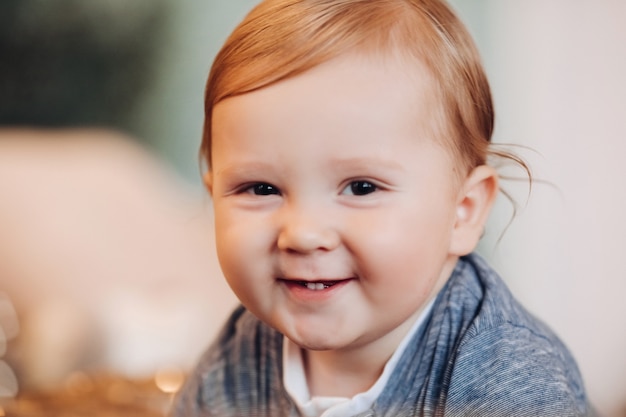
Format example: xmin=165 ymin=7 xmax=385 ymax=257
xmin=203 ymin=171 xmax=214 ymax=195
xmin=449 ymin=165 xmax=499 ymax=256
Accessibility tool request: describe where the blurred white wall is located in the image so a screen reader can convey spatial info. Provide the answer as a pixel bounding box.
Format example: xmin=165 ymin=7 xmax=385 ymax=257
xmin=476 ymin=2 xmax=626 ymax=415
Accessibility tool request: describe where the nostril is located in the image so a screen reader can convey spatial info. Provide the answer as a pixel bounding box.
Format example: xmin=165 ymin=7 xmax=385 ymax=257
xmin=276 ymin=206 xmax=340 ymax=253
xmin=277 ymin=225 xmax=340 ymax=253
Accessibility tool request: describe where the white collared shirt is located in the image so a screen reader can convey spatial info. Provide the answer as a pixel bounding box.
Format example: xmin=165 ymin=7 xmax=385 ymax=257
xmin=282 ymin=299 xmax=434 ymax=417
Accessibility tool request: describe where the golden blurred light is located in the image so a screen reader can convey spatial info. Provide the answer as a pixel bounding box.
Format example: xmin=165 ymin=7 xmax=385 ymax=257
xmin=64 ymin=371 xmax=94 ymax=395
xmin=154 ymin=367 xmax=184 ymax=394
xmin=106 ymin=380 xmax=135 ymax=405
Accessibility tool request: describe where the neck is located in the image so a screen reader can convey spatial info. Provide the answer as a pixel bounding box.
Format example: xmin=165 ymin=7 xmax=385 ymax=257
xmin=303 ymin=348 xmax=381 ymax=398
xmin=303 ymin=307 xmax=422 ymax=398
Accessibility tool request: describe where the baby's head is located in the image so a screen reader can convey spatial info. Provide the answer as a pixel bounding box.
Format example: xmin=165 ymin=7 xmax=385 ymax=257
xmin=203 ymin=0 xmax=502 ymax=373
xmin=202 ymin=0 xmax=494 ymax=180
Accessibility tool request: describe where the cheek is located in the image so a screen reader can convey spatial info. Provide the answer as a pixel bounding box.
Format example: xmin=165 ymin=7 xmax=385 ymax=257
xmin=214 ymin=230 xmax=265 ymax=312
xmin=347 ymin=204 xmax=455 ymax=284
xmin=213 ymin=208 xmax=270 ymax=285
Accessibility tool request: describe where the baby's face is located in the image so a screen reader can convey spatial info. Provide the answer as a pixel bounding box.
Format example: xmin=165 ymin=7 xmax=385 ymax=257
xmin=209 ymin=53 xmax=464 ymax=354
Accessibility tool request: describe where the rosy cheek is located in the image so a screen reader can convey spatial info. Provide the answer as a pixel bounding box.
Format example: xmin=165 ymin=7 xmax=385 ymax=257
xmin=216 ymin=218 xmax=272 ymax=265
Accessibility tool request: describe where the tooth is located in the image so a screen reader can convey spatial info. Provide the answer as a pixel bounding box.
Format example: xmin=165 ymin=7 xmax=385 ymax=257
xmin=304 ymin=282 xmax=328 ymax=290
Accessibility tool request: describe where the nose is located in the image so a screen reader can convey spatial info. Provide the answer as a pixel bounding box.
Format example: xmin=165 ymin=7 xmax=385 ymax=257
xmin=276 ymin=204 xmax=340 ymax=253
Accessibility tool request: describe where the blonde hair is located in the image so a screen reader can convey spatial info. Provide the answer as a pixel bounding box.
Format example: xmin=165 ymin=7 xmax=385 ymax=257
xmin=202 ymin=0 xmax=520 ymax=179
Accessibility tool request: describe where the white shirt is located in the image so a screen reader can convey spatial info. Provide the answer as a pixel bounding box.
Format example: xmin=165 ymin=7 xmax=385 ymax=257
xmin=282 ymin=299 xmax=435 ymax=417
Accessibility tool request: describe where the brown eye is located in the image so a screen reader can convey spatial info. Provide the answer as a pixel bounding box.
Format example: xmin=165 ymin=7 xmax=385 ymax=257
xmin=349 ymin=181 xmax=377 ymax=196
xmin=250 ymin=183 xmax=280 ymax=196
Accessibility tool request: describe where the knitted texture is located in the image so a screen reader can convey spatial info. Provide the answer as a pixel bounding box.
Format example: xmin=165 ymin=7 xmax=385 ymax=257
xmin=172 ymin=254 xmax=592 ymax=417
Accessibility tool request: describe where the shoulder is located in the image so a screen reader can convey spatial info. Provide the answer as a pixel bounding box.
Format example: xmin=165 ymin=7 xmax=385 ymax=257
xmin=444 ymin=254 xmax=591 ymax=416
xmin=446 ymin=321 xmax=590 ymax=416
xmin=189 ymin=305 xmax=278 ymax=380
xmin=170 ymin=306 xmax=285 ymax=416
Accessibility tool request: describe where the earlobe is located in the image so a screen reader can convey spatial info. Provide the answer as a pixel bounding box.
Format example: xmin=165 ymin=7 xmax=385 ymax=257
xmin=203 ymin=171 xmax=214 ymax=195
xmin=449 ymin=165 xmax=499 ymax=256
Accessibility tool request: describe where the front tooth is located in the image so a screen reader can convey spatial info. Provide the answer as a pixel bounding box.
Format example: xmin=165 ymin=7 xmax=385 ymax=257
xmin=305 ymin=282 xmax=326 ymax=290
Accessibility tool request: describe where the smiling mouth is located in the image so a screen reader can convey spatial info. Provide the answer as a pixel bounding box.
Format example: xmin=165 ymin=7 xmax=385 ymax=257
xmin=299 ymin=281 xmax=338 ymax=290
xmin=279 ymin=278 xmax=346 ymax=291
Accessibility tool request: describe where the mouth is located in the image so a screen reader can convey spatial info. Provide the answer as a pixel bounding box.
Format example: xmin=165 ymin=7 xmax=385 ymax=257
xmin=279 ymin=278 xmax=349 ymax=291
xmin=298 ymin=281 xmax=341 ymax=291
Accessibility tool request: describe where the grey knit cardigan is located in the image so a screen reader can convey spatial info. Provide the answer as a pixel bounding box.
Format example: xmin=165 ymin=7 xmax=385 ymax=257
xmin=171 ymin=254 xmax=593 ymax=417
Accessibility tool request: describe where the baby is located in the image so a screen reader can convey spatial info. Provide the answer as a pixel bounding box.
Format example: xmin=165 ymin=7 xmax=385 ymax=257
xmin=172 ymin=0 xmax=593 ymax=416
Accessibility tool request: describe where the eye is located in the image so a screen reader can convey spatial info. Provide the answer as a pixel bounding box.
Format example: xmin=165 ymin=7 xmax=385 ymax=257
xmin=244 ymin=182 xmax=281 ymax=196
xmin=343 ymin=180 xmax=378 ymax=196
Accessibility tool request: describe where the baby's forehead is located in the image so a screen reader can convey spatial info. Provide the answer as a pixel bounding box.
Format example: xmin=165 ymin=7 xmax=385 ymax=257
xmin=215 ymin=50 xmax=440 ymax=127
xmin=212 ymin=48 xmax=457 ymax=167
xmin=210 ymin=50 xmax=461 ymax=171
xmin=203 ymin=0 xmax=490 ymax=176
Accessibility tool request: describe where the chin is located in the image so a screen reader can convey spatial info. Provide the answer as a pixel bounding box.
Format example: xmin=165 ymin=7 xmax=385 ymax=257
xmin=297 ymin=341 xmax=336 ymax=351
xmin=286 ymin=331 xmax=351 ymax=351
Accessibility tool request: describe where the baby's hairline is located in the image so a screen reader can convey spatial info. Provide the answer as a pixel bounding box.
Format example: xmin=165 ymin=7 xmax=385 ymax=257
xmin=204 ymin=46 xmax=483 ymax=179
xmin=201 ymin=0 xmax=501 ymax=185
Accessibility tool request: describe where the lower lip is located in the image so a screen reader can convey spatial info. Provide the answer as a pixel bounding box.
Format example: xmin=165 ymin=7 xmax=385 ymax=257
xmin=280 ymin=279 xmax=353 ymax=302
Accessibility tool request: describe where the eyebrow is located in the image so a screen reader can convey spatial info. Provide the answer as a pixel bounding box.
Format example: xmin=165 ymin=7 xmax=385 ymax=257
xmin=213 ymin=157 xmax=405 ymax=179
xmin=328 ymin=157 xmax=405 ymax=173
xmin=214 ymin=161 xmax=280 ymax=179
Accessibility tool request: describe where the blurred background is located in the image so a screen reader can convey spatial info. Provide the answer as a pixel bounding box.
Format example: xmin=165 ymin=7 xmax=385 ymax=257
xmin=0 ymin=0 xmax=624 ymax=415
